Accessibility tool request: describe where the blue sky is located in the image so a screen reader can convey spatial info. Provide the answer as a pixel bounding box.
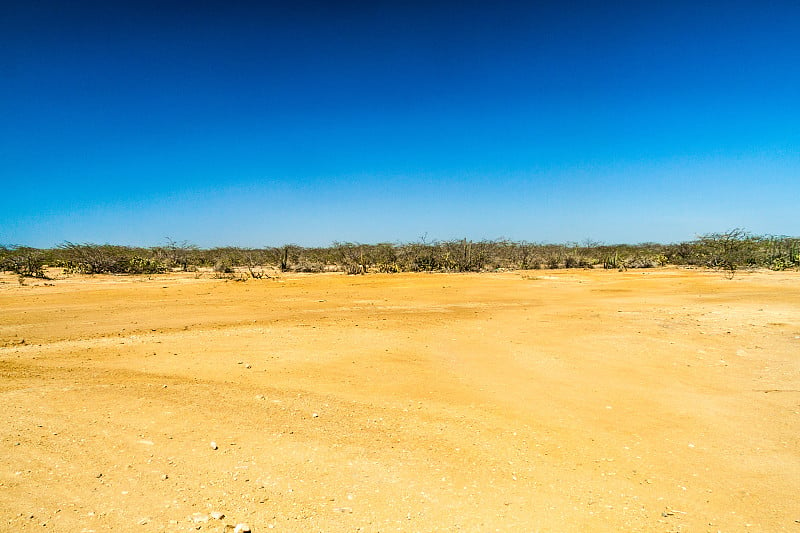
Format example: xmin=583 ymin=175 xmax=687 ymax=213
xmin=2 ymin=1 xmax=798 ymax=247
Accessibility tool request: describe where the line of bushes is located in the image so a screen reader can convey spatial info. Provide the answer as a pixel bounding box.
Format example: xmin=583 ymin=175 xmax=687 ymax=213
xmin=2 ymin=230 xmax=799 ymax=278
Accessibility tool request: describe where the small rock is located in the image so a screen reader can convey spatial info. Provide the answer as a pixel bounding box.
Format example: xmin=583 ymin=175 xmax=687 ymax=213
xmin=234 ymin=523 xmax=251 ymax=533
xmin=96 ymin=473 xmax=103 ymax=478
xmin=245 ymin=364 xmax=252 ymax=369
xmin=210 ymin=441 xmax=218 ymax=450
xmin=209 ymin=511 xmax=224 ymax=520
xmin=161 ymin=474 xmax=169 ymax=480
xmin=191 ymin=513 xmax=209 ymax=523
xmin=312 ymin=412 xmax=319 ymax=418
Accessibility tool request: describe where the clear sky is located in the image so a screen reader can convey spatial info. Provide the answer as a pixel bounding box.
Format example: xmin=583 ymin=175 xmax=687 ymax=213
xmin=2 ymin=1 xmax=798 ymax=248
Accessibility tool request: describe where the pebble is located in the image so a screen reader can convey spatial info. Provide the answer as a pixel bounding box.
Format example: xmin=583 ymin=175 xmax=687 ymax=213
xmin=210 ymin=511 xmax=225 ymax=520
xmin=210 ymin=441 xmax=218 ymax=450
xmin=234 ymin=523 xmax=251 ymax=533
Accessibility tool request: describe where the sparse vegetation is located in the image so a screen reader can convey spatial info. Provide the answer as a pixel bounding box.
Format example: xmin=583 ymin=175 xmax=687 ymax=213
xmin=55 ymin=242 xmax=167 ymax=275
xmin=0 ymin=245 xmax=48 ymax=279
xmin=153 ymin=238 xmax=199 ymax=271
xmin=692 ymin=229 xmax=754 ymax=278
xmin=335 ymin=242 xmax=368 ymax=275
xmin=2 ymin=230 xmax=798 ymax=278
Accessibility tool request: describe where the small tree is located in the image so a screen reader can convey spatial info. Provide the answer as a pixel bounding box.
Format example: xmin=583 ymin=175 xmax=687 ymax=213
xmin=159 ymin=238 xmax=198 ymax=271
xmin=371 ymin=243 xmax=400 ymax=273
xmin=334 ymin=242 xmax=367 ymax=275
xmin=266 ymin=245 xmax=299 ymax=272
xmin=243 ymin=249 xmax=269 ymax=279
xmin=696 ymin=228 xmax=754 ymax=278
xmin=0 ymin=245 xmax=47 ymax=278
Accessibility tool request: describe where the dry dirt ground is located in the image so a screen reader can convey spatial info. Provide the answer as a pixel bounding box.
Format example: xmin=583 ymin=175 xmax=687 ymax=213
xmin=1 ymin=268 xmax=798 ymax=532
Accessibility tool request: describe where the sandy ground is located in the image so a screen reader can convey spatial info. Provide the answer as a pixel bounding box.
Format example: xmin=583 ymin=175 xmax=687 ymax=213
xmin=0 ymin=267 xmax=798 ymax=532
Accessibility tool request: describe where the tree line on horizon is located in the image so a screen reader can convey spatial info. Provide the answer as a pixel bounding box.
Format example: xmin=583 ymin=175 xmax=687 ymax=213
xmin=2 ymin=230 xmax=799 ymax=280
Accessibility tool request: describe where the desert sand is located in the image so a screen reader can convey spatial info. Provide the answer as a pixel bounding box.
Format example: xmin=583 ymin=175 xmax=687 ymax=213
xmin=1 ymin=268 xmax=798 ymax=532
